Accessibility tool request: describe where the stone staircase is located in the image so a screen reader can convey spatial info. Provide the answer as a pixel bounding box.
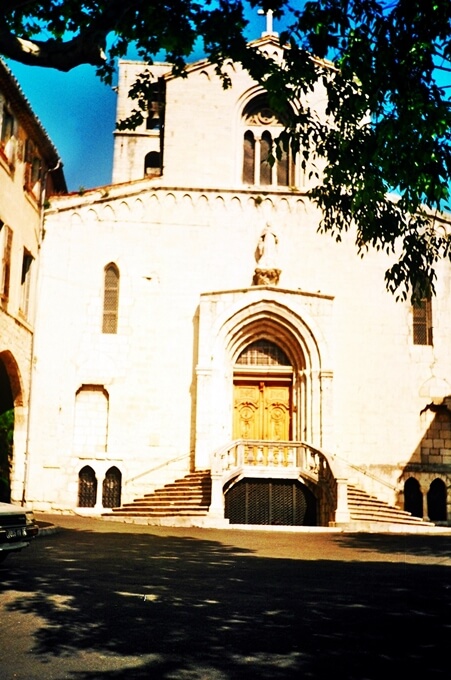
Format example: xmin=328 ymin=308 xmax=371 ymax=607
xmin=106 ymin=470 xmax=212 ymax=520
xmin=103 ymin=471 xmax=436 ymax=530
xmin=345 ymin=484 xmax=434 ymax=529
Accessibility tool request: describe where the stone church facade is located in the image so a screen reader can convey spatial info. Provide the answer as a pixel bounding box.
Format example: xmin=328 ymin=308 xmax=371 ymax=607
xmin=16 ymin=36 xmax=451 ymax=525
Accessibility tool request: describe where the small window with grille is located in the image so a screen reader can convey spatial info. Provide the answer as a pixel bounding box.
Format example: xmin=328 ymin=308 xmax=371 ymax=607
xmin=78 ymin=466 xmax=97 ymax=507
xmin=413 ymin=296 xmax=433 ymax=345
xmin=102 ymin=263 xmax=119 ymax=334
xmin=236 ymin=340 xmax=290 ymax=366
xmin=102 ymin=466 xmax=122 ymax=508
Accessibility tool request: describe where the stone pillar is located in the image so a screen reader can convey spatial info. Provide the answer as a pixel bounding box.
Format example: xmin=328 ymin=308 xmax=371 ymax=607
xmin=194 ymin=367 xmax=213 ymax=469
xmin=422 ymin=490 xmax=429 ymax=522
xmin=208 ymin=473 xmax=225 ymax=518
xmin=319 ymin=370 xmax=334 ymax=450
xmin=334 ymin=478 xmax=351 ymax=523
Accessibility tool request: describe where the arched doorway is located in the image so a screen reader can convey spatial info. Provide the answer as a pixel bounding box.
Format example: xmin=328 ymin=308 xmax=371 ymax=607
xmin=0 ymin=359 xmax=13 ymax=502
xmin=404 ymin=477 xmax=423 ymax=518
xmin=233 ymin=339 xmax=293 ymax=441
xmin=0 ymin=351 xmax=24 ymax=503
xmin=427 ymin=478 xmax=447 ymax=523
xmin=195 ymin=293 xmax=332 ymax=469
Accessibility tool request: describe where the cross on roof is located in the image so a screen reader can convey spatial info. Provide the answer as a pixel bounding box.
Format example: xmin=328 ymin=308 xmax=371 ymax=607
xmin=258 ymin=8 xmax=278 ymax=37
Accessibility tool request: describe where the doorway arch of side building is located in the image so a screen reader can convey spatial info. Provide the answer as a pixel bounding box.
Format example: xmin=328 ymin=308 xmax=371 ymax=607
xmin=0 ymin=350 xmax=26 ymax=503
xmin=194 ymin=291 xmax=334 ymax=470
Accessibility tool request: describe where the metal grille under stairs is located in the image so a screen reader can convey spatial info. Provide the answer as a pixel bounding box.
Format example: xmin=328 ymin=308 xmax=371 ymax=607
xmin=346 ymin=484 xmax=434 ymax=528
xmin=103 ymin=472 xmax=434 ymax=529
xmin=105 ymin=471 xmax=212 ymax=518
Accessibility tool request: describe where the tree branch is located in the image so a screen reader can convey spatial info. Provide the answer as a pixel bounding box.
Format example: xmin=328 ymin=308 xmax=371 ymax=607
xmin=0 ymin=27 xmax=107 ymax=70
xmin=2 ymin=0 xmax=38 ymax=11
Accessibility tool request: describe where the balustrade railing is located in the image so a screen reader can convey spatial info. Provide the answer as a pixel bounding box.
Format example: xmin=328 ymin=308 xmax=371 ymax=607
xmin=211 ymin=439 xmax=324 ymax=482
xmin=209 ymin=439 xmax=350 ymax=525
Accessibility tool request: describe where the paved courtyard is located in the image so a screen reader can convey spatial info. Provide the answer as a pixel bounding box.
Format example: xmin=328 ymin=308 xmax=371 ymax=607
xmin=1 ymin=514 xmax=450 ymax=678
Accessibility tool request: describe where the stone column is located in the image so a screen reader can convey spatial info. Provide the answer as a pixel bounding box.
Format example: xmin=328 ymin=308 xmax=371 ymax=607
xmin=194 ymin=366 xmax=213 ymax=469
xmin=334 ymin=478 xmax=351 ymax=523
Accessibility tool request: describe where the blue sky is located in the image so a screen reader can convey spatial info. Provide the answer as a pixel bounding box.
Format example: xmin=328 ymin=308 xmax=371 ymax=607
xmin=5 ymin=8 xmax=274 ymax=192
xmin=6 ymin=60 xmax=117 ymax=191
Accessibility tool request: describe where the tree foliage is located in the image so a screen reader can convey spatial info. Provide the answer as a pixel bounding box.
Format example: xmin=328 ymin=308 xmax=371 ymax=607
xmin=0 ymin=409 xmax=13 ymax=502
xmin=1 ymin=1 xmax=451 ymax=299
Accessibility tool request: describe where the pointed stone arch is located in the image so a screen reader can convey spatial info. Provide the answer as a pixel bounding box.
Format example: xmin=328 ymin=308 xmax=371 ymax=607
xmin=0 ymin=351 xmax=27 ymax=502
xmin=427 ymin=478 xmax=447 ymax=522
xmin=404 ymin=477 xmax=423 ymax=518
xmin=195 ymin=289 xmax=333 ymax=468
xmin=0 ymin=350 xmax=24 ymax=408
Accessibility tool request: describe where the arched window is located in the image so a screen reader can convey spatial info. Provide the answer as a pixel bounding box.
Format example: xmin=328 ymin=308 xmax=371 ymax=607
xmin=78 ymin=466 xmax=97 ymax=507
xmin=404 ymin=477 xmax=423 ymax=518
xmin=427 ymin=478 xmax=447 ymax=522
xmin=241 ymin=94 xmax=294 ymax=187
xmin=144 ymin=151 xmax=161 ymax=176
xmin=236 ymin=340 xmax=290 ymax=367
xmin=242 ymin=131 xmax=255 ymax=184
xmin=277 ymin=145 xmax=293 ymax=187
xmin=73 ymin=385 xmax=109 ymax=455
xmin=413 ymin=295 xmax=433 ymax=345
xmin=102 ymin=466 xmax=122 ymax=508
xmin=260 ymin=131 xmax=272 ymax=186
xmin=102 ymin=264 xmax=119 ymax=334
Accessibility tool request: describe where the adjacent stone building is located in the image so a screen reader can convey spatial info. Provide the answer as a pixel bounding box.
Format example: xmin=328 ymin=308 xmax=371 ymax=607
xmin=11 ymin=36 xmax=451 ymax=526
xmin=0 ymin=59 xmax=66 ymax=502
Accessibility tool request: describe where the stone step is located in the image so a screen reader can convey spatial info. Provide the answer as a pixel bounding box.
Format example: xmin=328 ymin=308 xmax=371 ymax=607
xmin=346 ymin=484 xmax=433 ymax=527
xmin=138 ymin=495 xmax=209 ymax=503
xmin=105 ymin=470 xmax=433 ymax=529
xmin=111 ymin=508 xmax=209 ymax=516
xmin=120 ymin=499 xmax=210 ymax=508
xmin=107 ymin=470 xmax=212 ymax=517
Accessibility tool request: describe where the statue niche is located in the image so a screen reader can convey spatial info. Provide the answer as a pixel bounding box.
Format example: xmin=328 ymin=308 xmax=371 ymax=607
xmin=253 ymin=223 xmax=281 ymax=285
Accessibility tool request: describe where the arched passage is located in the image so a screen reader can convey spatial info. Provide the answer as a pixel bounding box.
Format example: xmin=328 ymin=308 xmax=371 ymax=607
xmin=404 ymin=477 xmax=423 ymax=518
xmin=0 ymin=351 xmax=24 ymax=502
xmin=427 ymin=478 xmax=447 ymax=522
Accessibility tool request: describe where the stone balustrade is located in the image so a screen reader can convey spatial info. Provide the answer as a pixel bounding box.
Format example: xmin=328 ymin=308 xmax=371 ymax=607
xmin=209 ymin=439 xmax=350 ymax=526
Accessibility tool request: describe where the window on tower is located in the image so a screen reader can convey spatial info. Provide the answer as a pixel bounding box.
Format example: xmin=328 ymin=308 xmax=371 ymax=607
xmin=241 ymin=95 xmax=294 ymax=187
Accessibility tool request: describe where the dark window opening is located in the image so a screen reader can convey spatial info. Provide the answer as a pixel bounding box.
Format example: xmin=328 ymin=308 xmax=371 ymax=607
xmin=144 ymin=151 xmax=161 ymax=176
xmin=102 ymin=466 xmax=122 ymax=508
xmin=404 ymin=477 xmax=423 ymax=518
xmin=427 ymin=478 xmax=447 ymax=522
xmin=78 ymin=466 xmax=97 ymax=507
xmin=242 ymin=131 xmax=255 ymax=184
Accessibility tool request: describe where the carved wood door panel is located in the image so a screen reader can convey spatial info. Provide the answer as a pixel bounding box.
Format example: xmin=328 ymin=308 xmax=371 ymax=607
xmin=233 ymin=381 xmax=291 ymax=441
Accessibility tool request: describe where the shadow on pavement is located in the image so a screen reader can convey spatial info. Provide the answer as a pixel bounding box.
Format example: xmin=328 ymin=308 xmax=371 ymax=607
xmin=0 ymin=527 xmax=450 ymax=678
xmin=336 ymin=531 xmax=451 ymax=558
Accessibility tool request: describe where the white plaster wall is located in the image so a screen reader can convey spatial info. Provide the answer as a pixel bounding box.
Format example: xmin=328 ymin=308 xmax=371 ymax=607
xmin=25 ymin=183 xmax=451 ymax=511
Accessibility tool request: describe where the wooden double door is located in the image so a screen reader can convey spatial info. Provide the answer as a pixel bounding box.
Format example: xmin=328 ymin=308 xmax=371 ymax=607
xmin=233 ymin=379 xmax=292 ymax=441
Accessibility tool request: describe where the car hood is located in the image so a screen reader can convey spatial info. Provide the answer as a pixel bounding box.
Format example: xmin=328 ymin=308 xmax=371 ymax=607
xmin=0 ymin=502 xmax=28 ymax=515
